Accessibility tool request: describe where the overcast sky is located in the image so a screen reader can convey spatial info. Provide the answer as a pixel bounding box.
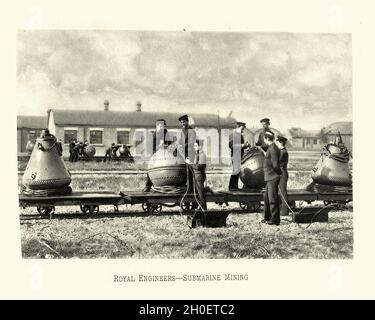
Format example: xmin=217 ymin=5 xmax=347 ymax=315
xmin=17 ymin=30 xmax=352 ymax=130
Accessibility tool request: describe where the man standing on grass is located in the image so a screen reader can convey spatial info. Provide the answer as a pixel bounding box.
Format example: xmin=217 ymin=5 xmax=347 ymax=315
xmin=228 ymin=121 xmax=249 ymax=191
xmin=186 ymin=139 xmax=207 ymax=211
xmin=261 ymin=131 xmax=282 ymax=226
xmin=69 ymin=139 xmax=76 ymax=162
xmin=276 ymin=135 xmax=289 ymax=216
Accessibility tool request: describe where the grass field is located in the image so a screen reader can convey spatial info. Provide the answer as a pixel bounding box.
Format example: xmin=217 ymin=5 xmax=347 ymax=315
xmin=18 ymin=168 xmax=353 ymax=259
xmin=20 ymin=205 xmax=353 ymax=259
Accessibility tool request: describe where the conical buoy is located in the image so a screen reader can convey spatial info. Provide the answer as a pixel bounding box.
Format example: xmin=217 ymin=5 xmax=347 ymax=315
xmin=240 ymin=147 xmax=266 ymax=189
xmin=22 ymin=129 xmax=72 ymax=195
xmin=311 ymin=133 xmax=352 ymax=187
xmin=148 ymin=147 xmax=187 ymax=187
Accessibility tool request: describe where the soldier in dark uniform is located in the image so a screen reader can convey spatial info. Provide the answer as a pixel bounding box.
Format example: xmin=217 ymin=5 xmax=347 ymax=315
xmin=261 ymin=131 xmax=282 ymax=226
xmin=143 ymin=119 xmax=171 ymax=192
xmin=69 ymin=139 xmax=76 ymax=162
xmin=104 ymin=143 xmax=119 ymax=162
xmin=72 ymin=141 xmax=80 ymax=162
xmin=187 ymin=139 xmax=207 ymax=210
xmin=256 ymin=118 xmax=274 ymax=152
xmin=111 ymin=144 xmax=121 ymax=158
xmin=120 ymin=144 xmax=132 ymax=157
xmin=228 ymin=121 xmax=249 ymax=191
xmin=81 ymin=140 xmax=89 ymax=158
xmin=276 ymin=136 xmax=289 ymax=216
xmin=177 ymin=114 xmax=197 ymax=162
xmin=77 ymin=141 xmax=85 ymax=157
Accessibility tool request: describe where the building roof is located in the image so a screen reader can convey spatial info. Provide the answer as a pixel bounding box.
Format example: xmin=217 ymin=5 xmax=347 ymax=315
xmin=48 ymin=109 xmax=237 ymax=128
xmin=289 ymin=128 xmax=320 ymax=138
xmin=17 ymin=116 xmax=47 ymax=129
xmin=323 ymin=121 xmax=352 ymax=135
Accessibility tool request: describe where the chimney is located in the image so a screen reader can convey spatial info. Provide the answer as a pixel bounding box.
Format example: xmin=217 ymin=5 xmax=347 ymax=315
xmin=136 ymin=101 xmax=142 ymax=112
xmin=104 ymin=99 xmax=110 ymax=111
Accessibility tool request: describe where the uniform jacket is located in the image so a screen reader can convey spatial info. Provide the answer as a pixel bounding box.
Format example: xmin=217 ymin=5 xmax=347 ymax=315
xmin=256 ymin=130 xmax=274 ymax=152
xmin=69 ymin=141 xmax=75 ymax=153
xmin=178 ymin=126 xmax=197 ymax=160
xmin=279 ymin=148 xmax=289 ymax=177
xmin=229 ymin=131 xmax=246 ymax=158
xmin=263 ymin=143 xmax=281 ymax=181
xmin=193 ymin=150 xmax=207 ymax=175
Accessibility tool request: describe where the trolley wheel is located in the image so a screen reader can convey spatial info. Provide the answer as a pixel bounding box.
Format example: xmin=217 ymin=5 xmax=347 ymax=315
xmin=239 ymin=202 xmax=261 ymax=211
xmin=37 ymin=206 xmax=55 ymax=216
xmin=80 ymin=205 xmax=99 ymax=214
xmin=239 ymin=202 xmax=247 ymax=210
xmin=181 ymin=202 xmax=193 ymax=212
xmin=152 ymin=204 xmax=163 ymax=213
xmin=142 ymin=203 xmax=163 ymax=213
xmin=88 ymin=205 xmax=99 ymax=214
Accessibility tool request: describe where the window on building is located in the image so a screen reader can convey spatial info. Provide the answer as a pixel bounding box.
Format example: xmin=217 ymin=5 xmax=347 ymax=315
xmin=306 ymin=138 xmax=310 ymax=145
xmin=90 ymin=129 xmax=103 ymax=145
xmin=313 ymin=138 xmax=318 ymax=145
xmin=64 ymin=130 xmax=77 ymax=144
xmin=117 ymin=130 xmax=130 ymax=145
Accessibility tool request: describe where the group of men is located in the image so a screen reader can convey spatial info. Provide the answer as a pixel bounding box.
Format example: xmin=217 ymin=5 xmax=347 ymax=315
xmin=68 ymin=139 xmax=89 ymax=162
xmin=103 ymin=143 xmax=132 ymax=162
xmin=141 ymin=115 xmax=289 ymax=223
xmin=228 ymin=118 xmax=289 ymax=226
xmin=142 ymin=115 xmax=207 ymax=211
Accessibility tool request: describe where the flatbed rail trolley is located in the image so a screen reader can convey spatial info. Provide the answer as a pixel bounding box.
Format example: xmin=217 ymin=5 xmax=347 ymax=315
xmin=19 ymin=188 xmax=352 ymax=218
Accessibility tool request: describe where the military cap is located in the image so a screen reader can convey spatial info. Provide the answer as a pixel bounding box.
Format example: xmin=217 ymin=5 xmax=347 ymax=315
xmin=276 ymin=135 xmax=288 ymax=144
xmin=156 ymin=119 xmax=166 ymax=125
xmin=260 ymin=118 xmax=270 ymax=124
xmin=178 ymin=114 xmax=189 ymax=122
xmin=236 ymin=121 xmax=246 ymax=127
xmin=264 ymin=131 xmax=275 ymax=138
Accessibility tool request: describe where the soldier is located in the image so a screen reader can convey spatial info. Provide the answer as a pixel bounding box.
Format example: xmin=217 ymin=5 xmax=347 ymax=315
xmin=261 ymin=131 xmax=282 ymax=226
xmin=143 ymin=119 xmax=171 ymax=192
xmin=186 ymin=139 xmax=207 ymax=210
xmin=77 ymin=141 xmax=85 ymax=157
xmin=120 ymin=144 xmax=132 ymax=157
xmin=112 ymin=144 xmax=121 ymax=158
xmin=69 ymin=139 xmax=76 ymax=162
xmin=72 ymin=141 xmax=80 ymax=162
xmin=177 ymin=114 xmax=197 ymax=162
xmin=276 ymin=135 xmax=289 ymax=216
xmin=256 ymin=118 xmax=274 ymax=152
xmin=228 ymin=121 xmax=250 ymax=191
xmin=104 ymin=143 xmax=116 ymax=162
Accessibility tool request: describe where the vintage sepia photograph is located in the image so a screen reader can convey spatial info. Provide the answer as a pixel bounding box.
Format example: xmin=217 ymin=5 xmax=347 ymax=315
xmin=17 ymin=30 xmax=353 ymax=259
